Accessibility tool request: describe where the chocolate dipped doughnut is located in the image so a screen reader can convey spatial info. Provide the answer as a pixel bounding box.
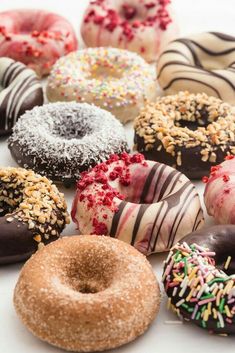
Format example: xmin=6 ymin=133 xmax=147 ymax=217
xmin=162 ymin=225 xmax=235 ymax=334
xmin=134 ymin=91 xmax=235 ymax=179
xmin=0 ymin=57 xmax=43 ymax=135
xmin=0 ymin=167 xmax=69 ymax=265
xmin=8 ymin=102 xmax=129 ymax=184
xmin=14 ymin=235 xmax=160 ymax=351
xmin=157 ymin=32 xmax=235 ymax=104
xmin=72 ymin=153 xmax=204 ymax=254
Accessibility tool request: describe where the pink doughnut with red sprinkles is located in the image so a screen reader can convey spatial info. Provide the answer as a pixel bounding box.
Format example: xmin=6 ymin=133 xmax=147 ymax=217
xmin=81 ymin=0 xmax=179 ymax=62
xmin=0 ymin=10 xmax=78 ymax=77
xmin=204 ymin=156 xmax=235 ymax=224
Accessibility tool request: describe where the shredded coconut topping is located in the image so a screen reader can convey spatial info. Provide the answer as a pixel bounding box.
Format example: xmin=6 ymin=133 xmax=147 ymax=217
xmin=8 ymin=102 xmax=128 ymax=182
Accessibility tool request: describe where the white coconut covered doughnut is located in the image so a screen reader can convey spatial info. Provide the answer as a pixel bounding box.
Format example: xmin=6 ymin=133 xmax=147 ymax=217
xmin=72 ymin=153 xmax=204 ymax=254
xmin=81 ymin=0 xmax=178 ymax=62
xmin=157 ymin=32 xmax=235 ymax=104
xmin=46 ymin=47 xmax=156 ymax=123
xmin=14 ymin=235 xmax=160 ymax=352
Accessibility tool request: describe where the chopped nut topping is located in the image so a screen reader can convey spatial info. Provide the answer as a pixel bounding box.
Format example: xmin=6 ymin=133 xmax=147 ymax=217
xmin=134 ymin=91 xmax=235 ymax=162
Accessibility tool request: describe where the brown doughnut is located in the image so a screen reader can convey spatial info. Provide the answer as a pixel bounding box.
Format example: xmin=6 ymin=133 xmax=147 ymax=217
xmin=14 ymin=235 xmax=160 ymax=352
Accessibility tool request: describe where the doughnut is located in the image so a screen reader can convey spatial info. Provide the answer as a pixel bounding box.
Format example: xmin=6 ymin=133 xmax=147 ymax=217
xmin=0 ymin=167 xmax=69 ymax=265
xmin=162 ymin=225 xmax=235 ymax=334
xmin=81 ymin=0 xmax=178 ymax=62
xmin=46 ymin=47 xmax=156 ymax=123
xmin=203 ymin=155 xmax=235 ymax=224
xmin=14 ymin=235 xmax=160 ymax=351
xmin=71 ymin=152 xmax=204 ymax=254
xmin=0 ymin=9 xmax=78 ymax=77
xmin=0 ymin=57 xmax=43 ymax=136
xmin=157 ymin=32 xmax=235 ymax=104
xmin=8 ymin=102 xmax=129 ymax=185
xmin=134 ymin=91 xmax=235 ymax=179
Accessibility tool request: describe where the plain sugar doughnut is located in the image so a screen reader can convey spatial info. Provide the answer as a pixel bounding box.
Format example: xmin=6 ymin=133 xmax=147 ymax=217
xmin=14 ymin=235 xmax=160 ymax=352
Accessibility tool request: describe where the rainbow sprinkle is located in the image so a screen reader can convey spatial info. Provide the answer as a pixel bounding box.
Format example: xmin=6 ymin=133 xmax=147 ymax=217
xmin=162 ymin=242 xmax=235 ymax=333
xmin=47 ymin=47 xmax=156 ymax=109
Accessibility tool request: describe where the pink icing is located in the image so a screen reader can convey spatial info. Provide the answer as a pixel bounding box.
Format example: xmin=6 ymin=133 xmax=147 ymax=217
xmin=0 ymin=10 xmax=78 ymax=76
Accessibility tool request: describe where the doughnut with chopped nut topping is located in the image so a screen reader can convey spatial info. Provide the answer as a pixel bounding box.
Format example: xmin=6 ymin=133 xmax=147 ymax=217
xmin=14 ymin=235 xmax=160 ymax=351
xmin=0 ymin=167 xmax=69 ymax=264
xmin=134 ymin=91 xmax=235 ymax=179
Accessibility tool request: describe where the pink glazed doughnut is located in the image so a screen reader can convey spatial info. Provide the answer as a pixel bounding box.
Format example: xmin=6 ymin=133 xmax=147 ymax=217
xmin=204 ymin=156 xmax=235 ymax=224
xmin=0 ymin=10 xmax=78 ymax=77
xmin=81 ymin=0 xmax=178 ymax=62
xmin=71 ymin=153 xmax=204 ymax=255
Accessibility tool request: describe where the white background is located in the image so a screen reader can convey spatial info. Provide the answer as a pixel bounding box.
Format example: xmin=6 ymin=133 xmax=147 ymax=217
xmin=0 ymin=1 xmax=235 ymax=353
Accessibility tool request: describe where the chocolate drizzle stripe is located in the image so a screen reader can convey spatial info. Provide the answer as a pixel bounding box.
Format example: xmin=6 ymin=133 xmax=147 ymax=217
xmin=175 ymin=39 xmax=203 ymax=68
xmin=169 ymin=193 xmax=197 ymax=248
xmin=110 ymin=201 xmax=127 ymax=237
xmin=169 ymin=68 xmax=235 ymax=90
xmin=192 ymin=207 xmax=203 ymax=231
xmin=2 ymin=62 xmax=17 ymax=87
xmin=190 ymin=39 xmax=235 ymax=56
xmin=166 ymin=184 xmax=194 ymax=248
xmin=165 ymin=172 xmax=181 ymax=196
xmin=131 ymin=204 xmax=150 ymax=246
xmin=139 ymin=163 xmax=159 ymax=203
xmin=158 ymin=169 xmax=179 ymax=200
xmin=151 ymin=164 xmax=167 ymax=203
xmin=159 ymin=49 xmax=190 ymax=61
xmin=210 ymin=32 xmax=235 ymax=42
xmin=148 ymin=201 xmax=166 ymax=252
xmin=162 ymin=77 xmax=222 ymax=99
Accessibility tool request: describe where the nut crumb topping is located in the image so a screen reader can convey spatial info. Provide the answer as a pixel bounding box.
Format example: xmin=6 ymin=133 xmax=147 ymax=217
xmin=0 ymin=167 xmax=70 ymax=243
xmin=134 ymin=91 xmax=235 ymax=164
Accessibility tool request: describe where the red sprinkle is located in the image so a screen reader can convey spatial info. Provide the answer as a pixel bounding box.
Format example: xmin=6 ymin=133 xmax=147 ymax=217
xmin=225 ymin=155 xmax=235 ymax=160
xmin=92 ymin=218 xmax=108 ymax=235
xmin=223 ymin=175 xmax=230 ymax=182
xmin=202 ymin=176 xmax=209 ymax=183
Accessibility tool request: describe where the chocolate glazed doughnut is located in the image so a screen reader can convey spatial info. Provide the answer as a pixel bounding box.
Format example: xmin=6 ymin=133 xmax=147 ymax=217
xmin=162 ymin=225 xmax=235 ymax=334
xmin=0 ymin=57 xmax=43 ymax=135
xmin=134 ymin=91 xmax=235 ymax=179
xmin=0 ymin=168 xmax=69 ymax=265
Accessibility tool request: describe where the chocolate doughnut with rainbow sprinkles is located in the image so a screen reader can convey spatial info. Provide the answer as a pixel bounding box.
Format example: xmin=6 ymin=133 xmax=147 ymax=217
xmin=72 ymin=153 xmax=204 ymax=254
xmin=157 ymin=32 xmax=235 ymax=104
xmin=163 ymin=225 xmax=235 ymax=334
xmin=134 ymin=91 xmax=235 ymax=179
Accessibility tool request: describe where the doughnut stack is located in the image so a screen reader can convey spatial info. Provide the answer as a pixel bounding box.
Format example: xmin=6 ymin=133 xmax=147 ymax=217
xmin=0 ymin=2 xmax=234 ymax=353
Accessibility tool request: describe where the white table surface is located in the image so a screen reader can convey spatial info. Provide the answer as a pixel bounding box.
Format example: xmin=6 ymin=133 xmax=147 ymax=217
xmin=0 ymin=1 xmax=235 ymax=353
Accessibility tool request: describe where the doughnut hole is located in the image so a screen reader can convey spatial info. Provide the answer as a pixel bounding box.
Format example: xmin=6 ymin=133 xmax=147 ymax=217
xmin=174 ymin=107 xmax=212 ymax=131
xmin=51 ymin=114 xmax=94 ymax=140
xmin=59 ymin=242 xmax=118 ymax=294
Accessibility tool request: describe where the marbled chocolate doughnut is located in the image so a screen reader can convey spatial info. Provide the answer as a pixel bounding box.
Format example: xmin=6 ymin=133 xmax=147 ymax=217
xmin=72 ymin=153 xmax=204 ymax=254
xmin=8 ymin=102 xmax=129 ymax=185
xmin=0 ymin=167 xmax=69 ymax=265
xmin=0 ymin=57 xmax=43 ymax=135
xmin=162 ymin=225 xmax=235 ymax=334
xmin=157 ymin=32 xmax=235 ymax=104
xmin=134 ymin=91 xmax=235 ymax=179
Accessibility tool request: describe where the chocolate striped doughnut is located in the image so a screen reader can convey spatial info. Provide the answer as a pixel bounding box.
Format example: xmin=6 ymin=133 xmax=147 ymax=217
xmin=157 ymin=32 xmax=235 ymax=104
xmin=71 ymin=153 xmax=204 ymax=254
xmin=0 ymin=57 xmax=43 ymax=135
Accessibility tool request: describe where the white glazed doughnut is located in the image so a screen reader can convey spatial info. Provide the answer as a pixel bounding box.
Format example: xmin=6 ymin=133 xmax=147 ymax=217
xmin=71 ymin=153 xmax=204 ymax=254
xmin=81 ymin=0 xmax=178 ymax=62
xmin=47 ymin=47 xmax=157 ymax=123
xmin=157 ymin=32 xmax=235 ymax=104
